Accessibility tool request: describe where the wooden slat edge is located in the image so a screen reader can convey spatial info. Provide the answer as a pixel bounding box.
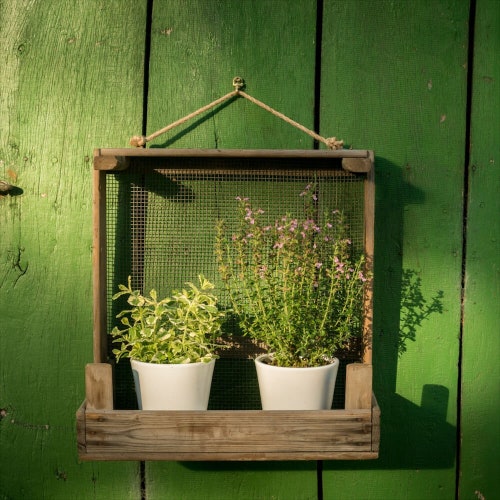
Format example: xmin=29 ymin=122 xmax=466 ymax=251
xmin=371 ymin=392 xmax=381 ymax=453
xmin=78 ymin=450 xmax=380 ymax=462
xmin=76 ymin=401 xmax=87 ymax=457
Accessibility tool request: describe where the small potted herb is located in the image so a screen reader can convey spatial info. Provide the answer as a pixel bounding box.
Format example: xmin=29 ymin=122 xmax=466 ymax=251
xmin=215 ymin=184 xmax=368 ymax=409
xmin=110 ymin=275 xmax=225 ymax=410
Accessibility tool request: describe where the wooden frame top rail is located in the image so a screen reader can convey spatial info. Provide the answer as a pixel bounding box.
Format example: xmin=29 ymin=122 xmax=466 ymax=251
xmin=93 ymin=148 xmax=374 ymax=173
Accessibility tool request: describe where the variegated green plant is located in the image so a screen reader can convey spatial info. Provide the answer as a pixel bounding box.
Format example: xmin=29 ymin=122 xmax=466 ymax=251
xmin=110 ymin=275 xmax=225 ymax=364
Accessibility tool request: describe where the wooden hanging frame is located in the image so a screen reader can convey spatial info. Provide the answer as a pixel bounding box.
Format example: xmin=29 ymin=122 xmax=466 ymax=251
xmin=77 ymin=81 xmax=379 ymax=461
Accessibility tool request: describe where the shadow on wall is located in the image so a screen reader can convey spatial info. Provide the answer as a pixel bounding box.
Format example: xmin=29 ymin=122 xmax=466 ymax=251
xmin=325 ymin=156 xmax=454 ymax=471
xmin=180 ymin=156 xmax=455 ymax=472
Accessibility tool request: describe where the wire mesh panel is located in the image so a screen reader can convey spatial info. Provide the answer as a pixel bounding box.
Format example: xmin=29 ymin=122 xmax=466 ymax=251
xmin=98 ymin=150 xmax=373 ymax=410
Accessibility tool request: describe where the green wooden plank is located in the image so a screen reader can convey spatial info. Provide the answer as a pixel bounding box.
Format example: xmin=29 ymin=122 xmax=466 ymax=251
xmin=460 ymin=0 xmax=500 ymax=497
xmin=319 ymin=0 xmax=468 ymax=498
xmin=145 ymin=1 xmax=318 ymax=499
xmin=0 ymin=0 xmax=145 ymax=497
xmin=145 ymin=0 xmax=318 ymax=150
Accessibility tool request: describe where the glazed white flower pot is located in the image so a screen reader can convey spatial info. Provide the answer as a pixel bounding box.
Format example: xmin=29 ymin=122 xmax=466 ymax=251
xmin=130 ymin=358 xmax=216 ymax=410
xmin=254 ymin=354 xmax=339 ymax=410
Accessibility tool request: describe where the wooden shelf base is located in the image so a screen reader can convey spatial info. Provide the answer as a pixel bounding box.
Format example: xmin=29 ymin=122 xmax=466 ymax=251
xmin=77 ymin=399 xmax=380 ymax=461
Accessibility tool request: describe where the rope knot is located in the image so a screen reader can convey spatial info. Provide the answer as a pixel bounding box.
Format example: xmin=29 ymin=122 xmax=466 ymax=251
xmin=130 ymin=135 xmax=147 ymax=148
xmin=325 ymin=137 xmax=344 ymax=150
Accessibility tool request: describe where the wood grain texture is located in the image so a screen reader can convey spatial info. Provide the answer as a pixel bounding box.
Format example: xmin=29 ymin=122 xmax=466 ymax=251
xmin=85 ymin=363 xmax=113 ymax=410
xmin=146 ymin=0 xmax=318 ymax=151
xmin=1 ymin=0 xmax=496 ymax=498
xmin=0 ymin=1 xmax=145 ymax=498
xmin=80 ymin=406 xmax=378 ymax=461
xmin=144 ymin=1 xmax=320 ymax=498
xmin=460 ymin=0 xmax=500 ymax=497
xmin=345 ymin=364 xmax=372 ymax=410
xmin=320 ymin=0 xmax=469 ymax=498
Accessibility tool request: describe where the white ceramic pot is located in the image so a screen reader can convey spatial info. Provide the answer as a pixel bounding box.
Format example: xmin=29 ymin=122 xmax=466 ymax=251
xmin=130 ymin=358 xmax=216 ymax=410
xmin=254 ymin=354 xmax=339 ymax=410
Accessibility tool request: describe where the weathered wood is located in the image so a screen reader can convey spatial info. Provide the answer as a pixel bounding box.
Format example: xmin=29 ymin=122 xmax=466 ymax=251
xmin=342 ymin=156 xmax=373 ymax=173
xmin=92 ymin=169 xmax=107 ymax=363
xmin=371 ymin=393 xmax=381 ymax=453
xmin=345 ymin=363 xmax=373 ymax=410
xmin=93 ymin=150 xmax=375 ymax=370
xmin=363 ymin=152 xmax=375 ymax=363
xmin=93 ymin=147 xmax=371 ymax=168
xmin=0 ymin=0 xmax=146 ymax=497
xmin=460 ymin=0 xmax=500 ymax=497
xmin=320 ymin=1 xmax=468 ymax=498
xmin=76 ymin=402 xmax=87 ymax=454
xmin=93 ymin=151 xmax=130 ymax=171
xmin=78 ymin=405 xmax=379 ymax=461
xmin=85 ymin=363 xmax=113 ymax=410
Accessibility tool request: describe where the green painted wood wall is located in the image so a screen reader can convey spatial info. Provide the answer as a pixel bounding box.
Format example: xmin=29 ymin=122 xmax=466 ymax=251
xmin=0 ymin=1 xmax=498 ymax=499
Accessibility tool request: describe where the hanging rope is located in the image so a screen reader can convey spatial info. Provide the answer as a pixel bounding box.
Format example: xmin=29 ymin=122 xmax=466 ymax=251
xmin=130 ymin=77 xmax=343 ymax=150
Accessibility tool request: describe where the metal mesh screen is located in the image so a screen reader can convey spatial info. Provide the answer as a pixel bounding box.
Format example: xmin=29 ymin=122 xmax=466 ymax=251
xmin=105 ymin=157 xmax=366 ymax=409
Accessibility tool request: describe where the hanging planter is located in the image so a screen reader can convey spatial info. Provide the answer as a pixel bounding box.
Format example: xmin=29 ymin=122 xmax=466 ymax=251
xmin=77 ymin=78 xmax=379 ymax=461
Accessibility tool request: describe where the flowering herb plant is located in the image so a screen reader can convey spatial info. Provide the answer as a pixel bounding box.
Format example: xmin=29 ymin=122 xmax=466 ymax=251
xmin=215 ymin=184 xmax=368 ymax=368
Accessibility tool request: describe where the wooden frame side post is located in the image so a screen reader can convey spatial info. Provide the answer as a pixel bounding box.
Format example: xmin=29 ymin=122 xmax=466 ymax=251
xmin=85 ymin=363 xmax=113 ymax=410
xmin=345 ymin=363 xmax=373 ymax=410
xmin=362 ymin=152 xmax=375 ymax=364
xmin=93 ymin=163 xmax=107 ymax=363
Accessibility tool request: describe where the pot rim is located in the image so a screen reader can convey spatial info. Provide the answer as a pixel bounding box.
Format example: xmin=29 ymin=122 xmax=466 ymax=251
xmin=130 ymin=357 xmax=216 ymax=367
xmin=255 ymin=353 xmax=339 ymax=370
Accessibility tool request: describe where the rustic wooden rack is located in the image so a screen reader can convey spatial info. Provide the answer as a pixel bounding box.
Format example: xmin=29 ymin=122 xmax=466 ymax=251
xmin=77 ymin=148 xmax=379 ymax=461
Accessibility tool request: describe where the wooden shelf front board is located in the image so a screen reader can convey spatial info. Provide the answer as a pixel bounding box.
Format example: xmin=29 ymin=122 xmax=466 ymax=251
xmin=77 ymin=398 xmax=380 ymax=461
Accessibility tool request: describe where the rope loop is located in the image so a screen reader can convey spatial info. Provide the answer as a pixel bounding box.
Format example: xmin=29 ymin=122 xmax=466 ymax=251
xmin=130 ymin=77 xmax=343 ymax=149
xmin=232 ymin=76 xmax=244 ymax=91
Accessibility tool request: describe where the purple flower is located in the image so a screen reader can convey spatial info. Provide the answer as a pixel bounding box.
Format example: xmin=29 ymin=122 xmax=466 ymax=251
xmin=299 ymin=184 xmax=312 ymax=196
xmin=315 ymin=262 xmax=323 ymax=269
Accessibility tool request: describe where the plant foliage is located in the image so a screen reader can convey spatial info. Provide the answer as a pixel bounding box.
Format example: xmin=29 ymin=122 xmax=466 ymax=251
xmin=215 ymin=184 xmax=368 ymax=368
xmin=110 ymin=275 xmax=225 ymax=364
